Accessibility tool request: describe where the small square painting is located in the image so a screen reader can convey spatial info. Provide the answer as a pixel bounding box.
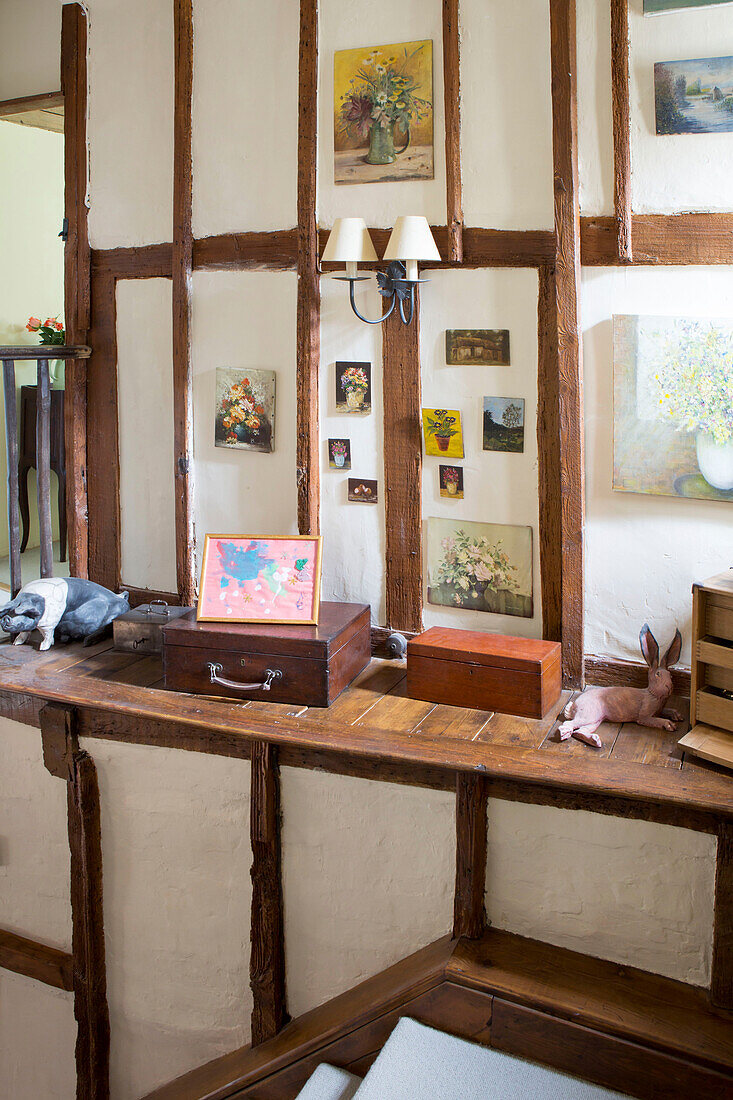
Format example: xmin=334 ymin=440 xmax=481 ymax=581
xmin=348 ymin=478 xmax=378 ymax=503
xmin=328 ymin=438 xmax=351 ymax=469
xmin=427 ymin=517 xmax=533 ymax=618
xmin=215 ymin=368 xmax=276 ymax=453
xmin=197 ymin=535 xmax=322 ymax=624
xmin=439 ymin=465 xmax=464 ymax=499
xmin=613 ymin=314 xmax=733 ymax=502
xmin=336 ymin=361 xmax=371 ymax=413
xmin=655 ymin=56 xmax=733 ymax=133
xmin=483 ymin=397 xmax=525 ymax=453
xmin=422 ymin=408 xmax=464 ymax=458
xmin=446 ymin=329 xmax=510 ymax=366
xmin=334 ymin=40 xmax=434 ymax=184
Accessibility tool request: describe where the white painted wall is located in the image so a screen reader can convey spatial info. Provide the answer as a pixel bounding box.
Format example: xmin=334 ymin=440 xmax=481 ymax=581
xmin=0 ymin=0 xmax=61 ymax=102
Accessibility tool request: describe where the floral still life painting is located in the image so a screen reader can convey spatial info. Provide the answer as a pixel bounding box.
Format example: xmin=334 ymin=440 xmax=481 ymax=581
xmin=328 ymin=438 xmax=351 ymax=469
xmin=427 ymin=518 xmax=533 ymax=618
xmin=334 ymin=40 xmax=433 ymax=184
xmin=445 ymin=329 xmax=510 ymax=366
xmin=655 ymin=56 xmax=733 ymax=134
xmin=336 ymin=361 xmax=371 ymax=413
xmin=439 ymin=465 xmax=463 ymax=498
xmin=197 ymin=535 xmax=323 ymax=624
xmin=422 ymin=408 xmax=464 ymax=458
xmin=215 ymin=368 xmax=276 ymax=453
xmin=348 ymin=478 xmax=378 ymax=503
xmin=645 ymin=0 xmax=733 ymax=13
xmin=483 ymin=397 xmax=525 ymax=453
xmin=613 ymin=315 xmax=733 ymax=502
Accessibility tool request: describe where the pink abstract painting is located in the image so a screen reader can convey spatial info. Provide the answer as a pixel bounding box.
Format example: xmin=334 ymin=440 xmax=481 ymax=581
xmin=198 ymin=535 xmax=323 ymax=624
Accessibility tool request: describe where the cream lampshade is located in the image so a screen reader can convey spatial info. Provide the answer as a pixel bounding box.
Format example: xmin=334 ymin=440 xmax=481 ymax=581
xmin=383 ymin=216 xmax=440 ymax=282
xmin=322 ymin=217 xmax=378 ymax=279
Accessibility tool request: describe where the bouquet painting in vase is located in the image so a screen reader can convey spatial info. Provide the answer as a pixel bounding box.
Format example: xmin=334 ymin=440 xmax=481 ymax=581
xmin=215 ymin=367 xmax=276 ymax=453
xmin=336 ymin=361 xmax=371 ymax=414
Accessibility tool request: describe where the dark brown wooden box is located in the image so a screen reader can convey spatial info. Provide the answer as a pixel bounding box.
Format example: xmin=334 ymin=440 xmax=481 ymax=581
xmin=407 ymin=627 xmax=562 ymax=719
xmin=162 ymin=602 xmax=371 ymax=708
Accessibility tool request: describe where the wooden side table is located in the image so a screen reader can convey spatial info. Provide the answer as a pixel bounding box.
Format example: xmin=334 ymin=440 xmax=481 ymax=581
xmin=18 ymin=384 xmax=66 ymax=562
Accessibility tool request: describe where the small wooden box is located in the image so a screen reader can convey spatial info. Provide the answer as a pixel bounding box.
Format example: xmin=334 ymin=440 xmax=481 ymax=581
xmin=113 ymin=600 xmax=193 ymax=654
xmin=162 ymin=602 xmax=371 ymax=708
xmin=407 ymin=627 xmax=562 ymax=719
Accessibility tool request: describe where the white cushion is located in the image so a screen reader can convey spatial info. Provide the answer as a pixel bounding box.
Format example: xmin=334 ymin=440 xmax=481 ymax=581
xmin=295 ymin=1063 xmax=362 ymax=1100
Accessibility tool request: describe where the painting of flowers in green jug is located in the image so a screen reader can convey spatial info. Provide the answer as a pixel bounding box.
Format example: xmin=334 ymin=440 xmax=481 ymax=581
xmin=334 ymin=40 xmax=434 ymax=184
xmin=613 ymin=315 xmax=733 ymax=502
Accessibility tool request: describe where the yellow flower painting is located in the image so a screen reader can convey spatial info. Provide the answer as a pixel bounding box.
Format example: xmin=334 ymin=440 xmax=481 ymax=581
xmin=422 ymin=409 xmax=464 ymax=459
xmin=334 ymin=39 xmax=434 ymax=184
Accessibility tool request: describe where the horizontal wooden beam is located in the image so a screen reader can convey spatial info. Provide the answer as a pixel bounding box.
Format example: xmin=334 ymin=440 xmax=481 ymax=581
xmin=319 ymin=226 xmax=555 ymax=270
xmin=581 ymin=214 xmax=733 ymax=266
xmin=584 ymin=654 xmax=691 ymax=697
xmin=0 ymin=928 xmax=73 ymax=991
xmin=193 ymin=230 xmax=298 ymax=272
xmin=91 ymin=244 xmax=173 ymax=279
xmin=0 ymin=91 xmax=64 ymax=116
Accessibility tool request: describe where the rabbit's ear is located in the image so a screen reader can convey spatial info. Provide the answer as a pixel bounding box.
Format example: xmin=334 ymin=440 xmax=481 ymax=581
xmin=662 ymin=629 xmax=682 ymax=669
xmin=640 ymin=623 xmax=659 ymax=669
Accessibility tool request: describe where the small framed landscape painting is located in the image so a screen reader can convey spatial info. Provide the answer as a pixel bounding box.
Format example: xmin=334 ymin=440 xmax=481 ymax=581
xmin=348 ymin=478 xmax=378 ymax=503
xmin=427 ymin=518 xmax=533 ymax=618
xmin=655 ymin=56 xmax=733 ymax=134
xmin=215 ymin=368 xmax=276 ymax=453
xmin=446 ymin=329 xmax=510 ymax=366
xmin=328 ymin=438 xmax=351 ymax=469
xmin=645 ymin=0 xmax=733 ymax=12
xmin=439 ymin=465 xmax=463 ymax=498
xmin=613 ymin=314 xmax=733 ymax=502
xmin=336 ymin=362 xmax=371 ymax=413
xmin=483 ymin=397 xmax=525 ymax=453
xmin=198 ymin=535 xmax=322 ymax=625
xmin=422 ymin=408 xmax=464 ymax=458
xmin=334 ymin=40 xmax=434 ymax=185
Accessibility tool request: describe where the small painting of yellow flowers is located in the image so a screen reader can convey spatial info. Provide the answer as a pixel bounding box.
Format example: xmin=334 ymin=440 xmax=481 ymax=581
xmin=215 ymin=368 xmax=276 ymax=454
xmin=613 ymin=315 xmax=733 ymax=502
xmin=334 ymin=40 xmax=433 ymax=184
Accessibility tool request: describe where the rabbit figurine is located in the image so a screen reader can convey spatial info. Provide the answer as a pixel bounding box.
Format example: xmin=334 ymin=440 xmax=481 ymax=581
xmin=557 ymin=624 xmax=683 ymax=749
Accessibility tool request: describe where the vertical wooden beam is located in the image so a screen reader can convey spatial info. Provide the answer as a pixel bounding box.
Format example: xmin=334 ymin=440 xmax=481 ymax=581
xmin=537 ymin=266 xmax=562 ymax=643
xmin=250 ymin=741 xmax=288 ymax=1045
xmin=36 ymin=360 xmax=54 ymax=578
xmin=549 ymin=0 xmax=585 ymax=688
xmin=41 ymin=705 xmax=110 ymax=1100
xmin=173 ymin=0 xmax=197 ymax=605
xmin=3 ymin=359 xmax=21 ymax=596
xmin=61 ymin=2 xmax=90 ymax=578
xmin=610 ymin=0 xmax=632 ymax=262
xmin=296 ymin=0 xmax=320 ymax=536
xmin=453 ymin=773 xmax=488 ymax=939
xmin=383 ymin=296 xmax=423 ymax=635
xmin=711 ymin=822 xmax=733 ymax=1011
xmin=86 ymin=272 xmax=120 ymax=592
xmin=442 ymin=0 xmax=464 ymax=263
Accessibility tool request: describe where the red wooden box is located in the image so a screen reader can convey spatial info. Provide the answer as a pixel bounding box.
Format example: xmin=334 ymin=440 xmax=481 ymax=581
xmin=407 ymin=627 xmax=562 ymax=719
xmin=162 ymin=602 xmax=370 ymax=708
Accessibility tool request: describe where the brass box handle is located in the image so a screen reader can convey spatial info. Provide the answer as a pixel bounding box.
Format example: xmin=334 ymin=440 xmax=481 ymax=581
xmin=207 ymin=663 xmax=282 ymax=692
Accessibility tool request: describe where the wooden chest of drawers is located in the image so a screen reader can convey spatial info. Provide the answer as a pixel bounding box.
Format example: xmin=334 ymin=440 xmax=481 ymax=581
xmin=679 ymin=571 xmax=733 ymax=771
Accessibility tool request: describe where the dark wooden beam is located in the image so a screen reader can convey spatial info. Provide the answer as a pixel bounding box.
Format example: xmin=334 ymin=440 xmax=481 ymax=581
xmin=382 ymin=294 xmax=423 ymax=635
xmin=584 ymin=654 xmax=691 ymax=697
xmin=172 ymin=0 xmax=196 ymax=606
xmin=549 ymin=0 xmax=585 ymax=689
xmin=711 ymin=822 xmax=733 ymax=1011
xmin=453 ymin=774 xmax=488 ymax=939
xmin=86 ymin=271 xmax=120 ymax=592
xmin=442 ymin=0 xmax=463 ymax=262
xmin=250 ymin=742 xmax=288 ymax=1045
xmin=537 ymin=266 xmax=562 ymax=643
xmin=610 ymin=0 xmax=632 ymax=262
xmin=193 ymin=231 xmax=298 ymax=272
xmin=296 ymin=0 xmax=320 ymax=536
xmin=0 ymin=928 xmax=73 ymax=992
xmin=61 ymin=3 xmax=90 ymax=579
xmin=581 ymin=213 xmax=733 ymax=266
xmin=91 ymin=244 xmax=173 ymax=280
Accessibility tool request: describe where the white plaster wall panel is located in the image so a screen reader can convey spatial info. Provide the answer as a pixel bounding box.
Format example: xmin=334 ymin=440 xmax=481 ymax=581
xmin=419 ymin=268 xmax=542 ymax=638
xmin=577 ymin=0 xmax=614 ymax=216
xmin=192 ymin=0 xmax=299 ymax=237
xmin=0 ymin=0 xmax=61 ymax=101
xmin=461 ymin=0 xmax=554 ymax=230
xmin=191 ymin=271 xmax=298 ymax=580
xmin=318 ymin=0 xmax=447 ymax=230
xmin=89 ymin=739 xmax=253 ymax=1100
xmin=485 ymin=801 xmax=716 ymax=985
xmin=281 ymin=768 xmax=454 ymax=1017
xmin=319 ymin=275 xmax=385 ymax=624
xmin=629 ymin=2 xmax=733 ymax=213
xmin=86 ymin=0 xmax=174 ymax=248
xmin=117 ymin=279 xmax=177 ymax=592
xmin=0 ymin=972 xmax=76 ymax=1099
xmin=583 ymin=265 xmax=733 ymax=664
xmin=0 ymin=717 xmax=71 ymax=950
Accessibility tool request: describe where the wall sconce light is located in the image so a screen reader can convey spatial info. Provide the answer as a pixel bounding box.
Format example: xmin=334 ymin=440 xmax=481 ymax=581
xmin=322 ymin=215 xmax=440 ymax=326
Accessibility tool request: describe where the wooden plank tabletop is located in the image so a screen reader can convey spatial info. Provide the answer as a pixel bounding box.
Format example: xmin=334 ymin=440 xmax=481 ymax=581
xmin=0 ymin=641 xmax=731 ymax=826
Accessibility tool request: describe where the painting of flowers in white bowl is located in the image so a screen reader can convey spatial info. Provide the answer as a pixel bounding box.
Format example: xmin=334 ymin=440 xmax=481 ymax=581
xmin=215 ymin=368 xmax=276 ymax=453
xmin=426 ymin=518 xmax=533 ymax=618
xmin=613 ymin=315 xmax=733 ymax=502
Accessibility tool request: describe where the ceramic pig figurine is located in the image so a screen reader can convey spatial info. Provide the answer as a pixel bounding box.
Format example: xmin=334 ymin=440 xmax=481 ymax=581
xmin=0 ymin=577 xmax=130 ymax=651
xmin=557 ymin=624 xmax=683 ymax=749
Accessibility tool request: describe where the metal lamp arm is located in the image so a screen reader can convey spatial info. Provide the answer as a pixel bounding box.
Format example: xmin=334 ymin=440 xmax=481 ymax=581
xmin=348 ymin=279 xmax=398 ymax=325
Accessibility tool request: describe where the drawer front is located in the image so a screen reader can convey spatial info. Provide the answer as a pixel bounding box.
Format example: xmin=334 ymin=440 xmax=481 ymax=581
xmin=706 ymin=602 xmax=733 ymax=642
xmin=164 ymin=645 xmax=328 ymax=706
xmin=696 ymin=688 xmax=733 ymax=734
